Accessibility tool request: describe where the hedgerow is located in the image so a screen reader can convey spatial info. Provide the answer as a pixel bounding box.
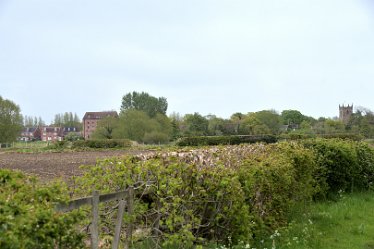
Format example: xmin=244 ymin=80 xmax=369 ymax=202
xmin=302 ymin=138 xmax=374 ymax=197
xmin=72 ymin=139 xmax=132 ymax=149
xmin=176 ymin=135 xmax=277 ymax=146
xmin=74 ymin=142 xmax=319 ymax=247
xmin=4 ymin=138 xmax=373 ymax=248
xmin=0 ymin=169 xmax=84 ymax=248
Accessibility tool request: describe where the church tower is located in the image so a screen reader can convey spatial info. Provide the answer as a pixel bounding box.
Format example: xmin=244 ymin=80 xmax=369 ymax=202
xmin=339 ymin=104 xmax=353 ymax=124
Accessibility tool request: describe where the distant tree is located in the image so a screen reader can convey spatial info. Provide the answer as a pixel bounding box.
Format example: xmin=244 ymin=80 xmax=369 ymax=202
xmin=0 ymin=96 xmax=23 ymax=143
xmin=183 ymin=113 xmax=209 ymax=136
xmin=169 ymin=112 xmax=182 ymax=140
xmin=230 ymin=112 xmax=245 ymax=134
xmin=240 ymin=114 xmax=271 ymax=135
xmin=53 ymin=112 xmax=81 ymax=129
xmin=253 ymin=110 xmax=281 ymax=134
xmin=347 ymin=108 xmax=374 ymax=138
xmin=120 ymin=91 xmax=168 ymax=118
xmin=114 ymin=109 xmax=172 ymax=144
xmin=281 ymin=110 xmax=306 ymax=125
xmin=91 ymin=116 xmax=119 ymax=139
xmin=23 ymin=115 xmax=45 ymax=127
xmin=206 ymin=114 xmax=226 ymax=136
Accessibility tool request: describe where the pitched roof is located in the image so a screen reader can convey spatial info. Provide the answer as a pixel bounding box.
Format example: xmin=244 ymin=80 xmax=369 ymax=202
xmin=22 ymin=127 xmax=37 ymax=133
xmin=83 ymin=111 xmax=118 ymax=120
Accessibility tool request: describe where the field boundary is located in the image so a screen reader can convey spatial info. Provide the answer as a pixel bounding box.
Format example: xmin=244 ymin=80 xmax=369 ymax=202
xmin=56 ymin=187 xmax=134 ymax=249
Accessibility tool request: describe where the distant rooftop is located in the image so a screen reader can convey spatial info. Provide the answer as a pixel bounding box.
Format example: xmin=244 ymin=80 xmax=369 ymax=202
xmin=83 ymin=111 xmax=118 ymax=120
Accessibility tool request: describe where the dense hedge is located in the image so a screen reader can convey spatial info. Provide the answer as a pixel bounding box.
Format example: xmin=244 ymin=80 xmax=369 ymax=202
xmin=279 ymin=133 xmax=363 ymax=141
xmin=177 ymin=133 xmax=362 ymax=147
xmin=4 ymin=138 xmax=373 ymax=248
xmin=72 ymin=139 xmax=132 ymax=149
xmin=73 ymin=139 xmax=374 ymax=247
xmin=0 ymin=169 xmax=84 ymax=248
xmin=74 ymin=143 xmax=318 ymax=247
xmin=176 ymin=135 xmax=278 ymax=146
xmin=302 ymin=138 xmax=374 ymax=196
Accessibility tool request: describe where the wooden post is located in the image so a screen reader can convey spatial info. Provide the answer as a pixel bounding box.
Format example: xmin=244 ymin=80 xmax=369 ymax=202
xmin=124 ymin=186 xmax=134 ymax=249
xmin=91 ymin=190 xmax=100 ymax=249
xmin=112 ymin=199 xmax=126 ymax=249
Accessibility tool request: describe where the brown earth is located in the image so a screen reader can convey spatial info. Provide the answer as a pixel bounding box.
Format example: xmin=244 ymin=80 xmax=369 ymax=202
xmin=0 ymin=150 xmax=146 ymax=181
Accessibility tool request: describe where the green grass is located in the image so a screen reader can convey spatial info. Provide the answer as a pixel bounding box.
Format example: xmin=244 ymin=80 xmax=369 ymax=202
xmin=122 ymin=192 xmax=374 ymax=249
xmin=267 ymin=191 xmax=374 ymax=249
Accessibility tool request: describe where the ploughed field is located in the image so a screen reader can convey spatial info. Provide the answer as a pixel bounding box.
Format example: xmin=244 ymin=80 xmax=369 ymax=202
xmin=0 ymin=150 xmax=144 ymax=180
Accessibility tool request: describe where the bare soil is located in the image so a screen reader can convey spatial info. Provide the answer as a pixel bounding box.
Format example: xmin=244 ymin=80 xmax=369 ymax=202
xmin=0 ymin=150 xmax=144 ymax=181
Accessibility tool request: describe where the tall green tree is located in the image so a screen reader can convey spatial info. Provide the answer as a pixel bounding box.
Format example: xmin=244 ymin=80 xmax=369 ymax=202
xmin=183 ymin=113 xmax=209 ymax=136
xmin=23 ymin=115 xmax=45 ymax=127
xmin=91 ymin=116 xmax=119 ymax=139
xmin=120 ymin=91 xmax=168 ymax=118
xmin=0 ymin=96 xmax=23 ymax=143
xmin=253 ymin=110 xmax=281 ymax=134
xmin=281 ymin=110 xmax=307 ymax=125
xmin=53 ymin=112 xmax=81 ymax=129
xmin=240 ymin=114 xmax=271 ymax=135
xmin=114 ymin=109 xmax=172 ymax=144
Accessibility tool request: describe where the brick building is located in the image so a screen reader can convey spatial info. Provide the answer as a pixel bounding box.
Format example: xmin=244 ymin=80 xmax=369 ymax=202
xmin=19 ymin=127 xmax=42 ymax=141
xmin=83 ymin=111 xmax=118 ymax=139
xmin=41 ymin=126 xmax=63 ymax=141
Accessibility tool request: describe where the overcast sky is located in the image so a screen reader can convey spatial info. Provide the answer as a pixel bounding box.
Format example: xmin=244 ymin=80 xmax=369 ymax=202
xmin=1 ymin=0 xmax=374 ymax=123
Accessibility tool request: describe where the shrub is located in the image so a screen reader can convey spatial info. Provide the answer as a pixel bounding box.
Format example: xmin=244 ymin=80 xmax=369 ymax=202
xmin=143 ymin=131 xmax=170 ymax=144
xmin=302 ymin=138 xmax=372 ymax=196
xmin=74 ymin=143 xmax=317 ymax=247
xmin=0 ymin=169 xmax=84 ymax=248
xmin=176 ymin=135 xmax=277 ymax=146
xmin=72 ymin=139 xmax=132 ymax=149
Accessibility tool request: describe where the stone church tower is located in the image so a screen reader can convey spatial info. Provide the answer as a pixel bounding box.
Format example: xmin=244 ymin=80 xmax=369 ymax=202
xmin=339 ymin=104 xmax=353 ymax=124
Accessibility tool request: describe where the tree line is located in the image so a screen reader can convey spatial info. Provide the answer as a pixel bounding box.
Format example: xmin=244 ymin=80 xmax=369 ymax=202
xmin=91 ymin=91 xmax=374 ymax=144
xmin=2 ymin=92 xmax=374 ymax=144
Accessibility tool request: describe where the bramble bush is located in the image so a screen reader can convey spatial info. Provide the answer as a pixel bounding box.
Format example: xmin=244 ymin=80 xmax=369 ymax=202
xmin=0 ymin=169 xmax=85 ymax=248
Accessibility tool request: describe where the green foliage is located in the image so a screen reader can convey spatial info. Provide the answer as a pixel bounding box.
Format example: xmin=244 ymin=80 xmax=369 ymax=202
xmin=0 ymin=169 xmax=84 ymax=248
xmin=64 ymin=132 xmax=84 ymax=142
xmin=115 ymin=110 xmax=172 ymax=144
xmin=252 ymin=110 xmax=282 ymax=134
xmin=263 ymin=192 xmax=374 ymax=249
xmin=302 ymin=139 xmax=374 ymax=197
xmin=183 ymin=112 xmax=209 ymax=136
xmin=279 ymin=132 xmax=363 ymax=141
xmin=72 ymin=139 xmax=132 ymax=149
xmin=281 ymin=110 xmax=310 ymax=125
xmin=121 ymin=91 xmax=168 ymax=118
xmin=176 ymin=135 xmax=278 ymax=146
xmin=74 ymin=143 xmax=319 ymax=247
xmin=0 ymin=96 xmax=23 ymax=143
xmin=91 ymin=116 xmax=119 ymax=139
xmin=53 ymin=112 xmax=81 ymax=129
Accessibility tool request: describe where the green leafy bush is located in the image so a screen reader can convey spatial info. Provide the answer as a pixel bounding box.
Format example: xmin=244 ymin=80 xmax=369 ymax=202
xmin=302 ymin=139 xmax=374 ymax=196
xmin=279 ymin=133 xmax=363 ymax=141
xmin=0 ymin=169 xmax=84 ymax=248
xmin=176 ymin=135 xmax=277 ymax=146
xmin=72 ymin=139 xmax=132 ymax=149
xmin=74 ymin=142 xmax=317 ymax=247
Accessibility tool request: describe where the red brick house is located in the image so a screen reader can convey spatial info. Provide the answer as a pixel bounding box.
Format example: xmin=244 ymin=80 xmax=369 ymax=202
xmin=83 ymin=111 xmax=118 ymax=139
xmin=41 ymin=126 xmax=64 ymax=142
xmin=19 ymin=127 xmax=42 ymax=141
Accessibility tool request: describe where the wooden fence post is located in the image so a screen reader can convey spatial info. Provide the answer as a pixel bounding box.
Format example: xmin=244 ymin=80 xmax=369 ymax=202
xmin=124 ymin=186 xmax=134 ymax=249
xmin=112 ymin=199 xmax=126 ymax=249
xmin=91 ymin=190 xmax=100 ymax=249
